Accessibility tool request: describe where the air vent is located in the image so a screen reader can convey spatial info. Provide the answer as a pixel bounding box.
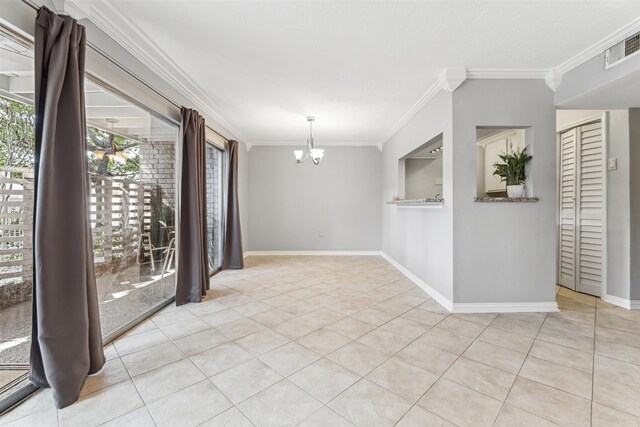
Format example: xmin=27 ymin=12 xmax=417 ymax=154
xmin=605 ymin=31 xmax=640 ymax=69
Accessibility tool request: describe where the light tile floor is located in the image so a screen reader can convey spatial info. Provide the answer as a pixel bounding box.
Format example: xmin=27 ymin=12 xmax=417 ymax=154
xmin=2 ymin=255 xmax=640 ymax=426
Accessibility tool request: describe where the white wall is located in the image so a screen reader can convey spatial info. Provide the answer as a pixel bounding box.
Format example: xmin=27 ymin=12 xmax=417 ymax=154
xmin=452 ymin=79 xmax=557 ymax=304
xmin=382 ymin=90 xmax=454 ymax=301
xmin=247 ymin=146 xmax=381 ymax=251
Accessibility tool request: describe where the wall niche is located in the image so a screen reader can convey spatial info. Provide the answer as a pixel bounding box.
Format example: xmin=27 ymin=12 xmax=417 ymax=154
xmin=398 ymin=133 xmax=443 ymax=200
xmin=475 ymin=127 xmax=532 ymax=198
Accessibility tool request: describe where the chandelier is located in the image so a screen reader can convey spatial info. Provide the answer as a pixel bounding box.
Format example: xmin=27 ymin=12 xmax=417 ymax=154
xmin=293 ymin=116 xmax=325 ymax=165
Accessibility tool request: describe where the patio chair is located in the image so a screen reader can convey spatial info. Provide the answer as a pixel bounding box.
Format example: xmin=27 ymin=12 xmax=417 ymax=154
xmin=137 ymin=216 xmax=170 ymax=271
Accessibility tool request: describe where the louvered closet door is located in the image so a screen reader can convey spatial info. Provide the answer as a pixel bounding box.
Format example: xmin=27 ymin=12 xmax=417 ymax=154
xmin=558 ymin=121 xmax=604 ymax=296
xmin=576 ymin=122 xmax=604 ymax=296
xmin=559 ymin=129 xmax=577 ymax=290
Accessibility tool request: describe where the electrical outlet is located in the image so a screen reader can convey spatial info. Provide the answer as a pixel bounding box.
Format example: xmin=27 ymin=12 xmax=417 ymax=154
xmin=608 ymin=158 xmax=617 ymax=171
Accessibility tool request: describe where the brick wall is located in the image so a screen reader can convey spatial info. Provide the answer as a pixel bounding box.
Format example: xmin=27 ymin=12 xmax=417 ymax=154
xmin=139 ymin=140 xmax=223 ymax=268
xmin=206 ymin=146 xmax=223 ymax=268
xmin=140 ymin=140 xmax=176 ymax=205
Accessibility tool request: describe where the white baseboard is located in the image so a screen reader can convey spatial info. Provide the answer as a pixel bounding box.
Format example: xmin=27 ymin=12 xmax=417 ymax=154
xmin=603 ymin=294 xmax=640 ymax=310
xmin=452 ymin=302 xmax=559 ymax=313
xmin=243 ymin=250 xmax=383 ymax=256
xmin=380 ymin=252 xmax=453 ymax=312
xmin=243 ymin=250 xmax=562 ymax=314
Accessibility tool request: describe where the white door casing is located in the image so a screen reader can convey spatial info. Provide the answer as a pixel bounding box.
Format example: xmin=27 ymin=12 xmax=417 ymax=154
xmin=558 ymin=119 xmax=606 ymax=297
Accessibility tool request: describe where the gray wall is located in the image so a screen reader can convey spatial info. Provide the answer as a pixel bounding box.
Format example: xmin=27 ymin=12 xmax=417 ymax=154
xmin=630 ymin=109 xmax=640 ymax=300
xmin=603 ymin=111 xmax=631 ymax=300
xmin=238 ymin=142 xmax=250 ymax=253
xmin=247 ymin=146 xmax=381 ymax=251
xmin=405 ymin=158 xmax=443 ymax=199
xmin=452 ymin=79 xmax=557 ymax=304
xmin=556 ymin=51 xmax=640 ymax=109
xmin=382 ymin=90 xmax=454 ymax=301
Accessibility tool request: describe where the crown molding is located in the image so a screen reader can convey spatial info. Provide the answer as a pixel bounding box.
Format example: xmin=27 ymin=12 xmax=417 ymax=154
xmin=379 ymin=67 xmax=470 ymax=146
xmin=247 ymin=141 xmax=380 ymax=148
xmin=554 ymin=16 xmax=640 ymax=76
xmin=545 ymin=69 xmax=563 ymax=91
xmin=467 ymin=68 xmax=561 ymax=91
xmin=466 ymin=68 xmax=550 ymax=79
xmin=439 ymin=67 xmax=467 ymax=92
xmin=378 ymin=79 xmax=444 ymax=145
xmin=379 ymin=65 xmax=566 ymax=146
xmin=51 ymin=0 xmax=90 ymax=19
xmin=72 ymin=0 xmax=248 ymax=144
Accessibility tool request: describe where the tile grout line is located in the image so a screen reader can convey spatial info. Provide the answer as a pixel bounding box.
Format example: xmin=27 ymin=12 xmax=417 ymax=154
xmin=490 ymin=312 xmax=551 ymax=427
xmin=388 ymin=311 xmax=501 ymax=426
xmin=172 ymin=275 xmax=397 ymax=424
xmin=17 ymin=257 xmax=640 ymax=426
xmin=223 ymin=259 xmax=401 ymax=425
xmin=111 ymin=317 xmax=177 ymax=427
xmin=294 ymin=293 xmax=449 ymax=425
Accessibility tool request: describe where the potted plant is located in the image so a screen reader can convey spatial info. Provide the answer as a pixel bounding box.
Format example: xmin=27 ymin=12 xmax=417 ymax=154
xmin=493 ymin=146 xmax=532 ymax=198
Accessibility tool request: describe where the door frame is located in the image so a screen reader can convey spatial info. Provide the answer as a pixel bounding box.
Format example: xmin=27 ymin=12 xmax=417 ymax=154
xmin=555 ymin=112 xmax=609 ymax=298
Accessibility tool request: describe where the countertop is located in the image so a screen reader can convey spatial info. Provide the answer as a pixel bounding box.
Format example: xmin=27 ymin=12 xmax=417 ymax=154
xmin=474 ymin=197 xmax=539 ymax=203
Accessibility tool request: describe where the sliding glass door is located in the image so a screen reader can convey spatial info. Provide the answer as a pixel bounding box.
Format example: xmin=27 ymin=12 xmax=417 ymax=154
xmin=0 ymin=26 xmax=180 ymax=401
xmin=85 ymin=77 xmax=179 ymax=337
xmin=0 ymin=29 xmax=35 ymax=399
xmin=206 ymin=144 xmax=223 ymax=273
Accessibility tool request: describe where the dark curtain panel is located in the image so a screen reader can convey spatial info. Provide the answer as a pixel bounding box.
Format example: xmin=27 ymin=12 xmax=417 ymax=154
xmin=30 ymin=7 xmax=105 ymax=409
xmin=176 ymin=108 xmax=209 ymax=305
xmin=222 ymin=140 xmax=244 ymax=269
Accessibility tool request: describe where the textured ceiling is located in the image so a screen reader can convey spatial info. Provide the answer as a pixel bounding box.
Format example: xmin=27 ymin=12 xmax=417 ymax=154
xmin=79 ymin=0 xmax=640 ymax=145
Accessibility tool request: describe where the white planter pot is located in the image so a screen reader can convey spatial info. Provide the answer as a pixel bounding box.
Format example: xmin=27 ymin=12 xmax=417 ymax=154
xmin=507 ymin=184 xmax=525 ymax=198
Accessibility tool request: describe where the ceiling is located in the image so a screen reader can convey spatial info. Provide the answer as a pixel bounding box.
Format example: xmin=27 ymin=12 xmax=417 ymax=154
xmin=35 ymin=1 xmax=640 ymax=145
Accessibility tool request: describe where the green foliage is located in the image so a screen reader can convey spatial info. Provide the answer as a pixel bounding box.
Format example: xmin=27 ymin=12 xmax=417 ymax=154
xmin=87 ymin=127 xmax=140 ymax=179
xmin=0 ymin=96 xmax=141 ymax=179
xmin=493 ymin=146 xmax=533 ymax=186
xmin=0 ymin=97 xmax=36 ymax=168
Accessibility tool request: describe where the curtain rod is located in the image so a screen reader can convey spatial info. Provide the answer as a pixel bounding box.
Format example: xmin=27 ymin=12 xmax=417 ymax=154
xmin=20 ymin=0 xmax=230 ymax=144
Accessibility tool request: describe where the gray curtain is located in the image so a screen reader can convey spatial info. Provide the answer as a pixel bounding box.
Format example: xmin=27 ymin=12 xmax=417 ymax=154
xmin=30 ymin=7 xmax=105 ymax=409
xmin=176 ymin=108 xmax=209 ymax=305
xmin=222 ymin=140 xmax=244 ymax=269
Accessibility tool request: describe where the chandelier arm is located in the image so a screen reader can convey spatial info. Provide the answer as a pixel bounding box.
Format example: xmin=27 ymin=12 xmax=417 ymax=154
xmin=294 ymin=116 xmax=322 ymax=165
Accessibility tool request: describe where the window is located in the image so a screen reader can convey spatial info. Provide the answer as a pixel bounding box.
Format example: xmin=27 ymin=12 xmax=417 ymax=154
xmin=206 ymin=144 xmax=224 ymax=272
